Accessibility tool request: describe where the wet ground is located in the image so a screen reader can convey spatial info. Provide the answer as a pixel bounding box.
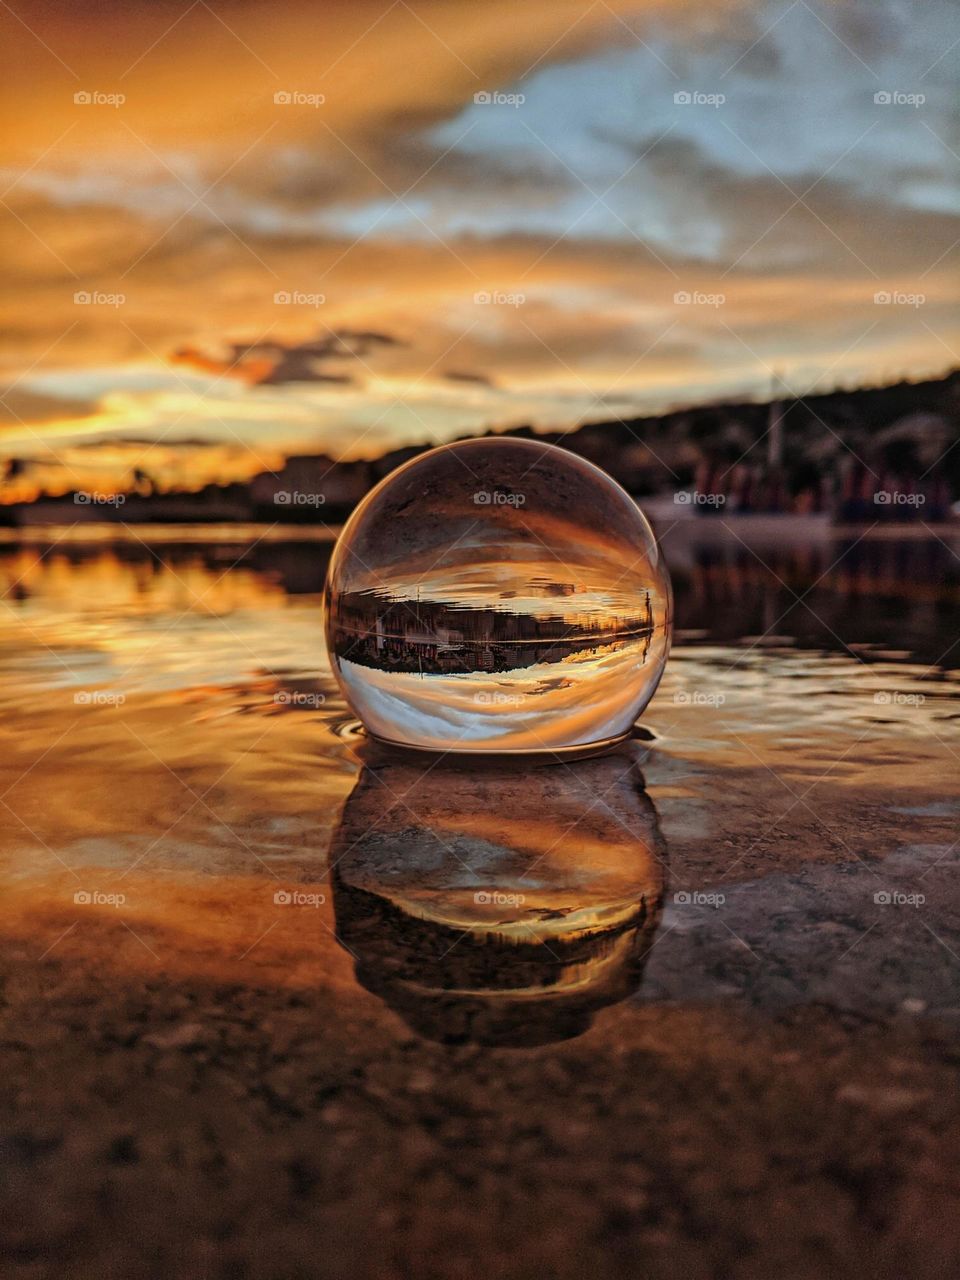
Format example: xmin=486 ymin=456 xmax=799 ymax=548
xmin=1 ymin=523 xmax=959 ymax=1278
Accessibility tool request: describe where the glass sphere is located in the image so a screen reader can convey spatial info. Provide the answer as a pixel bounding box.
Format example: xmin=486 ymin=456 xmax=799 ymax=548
xmin=323 ymin=437 xmax=672 ymax=755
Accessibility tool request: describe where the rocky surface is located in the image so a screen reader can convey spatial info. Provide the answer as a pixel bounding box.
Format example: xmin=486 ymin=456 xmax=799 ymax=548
xmin=2 ymin=929 xmax=960 ymax=1280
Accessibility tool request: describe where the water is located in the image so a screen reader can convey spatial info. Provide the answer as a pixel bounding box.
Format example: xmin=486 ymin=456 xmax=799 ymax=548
xmin=0 ymin=522 xmax=958 ymax=1043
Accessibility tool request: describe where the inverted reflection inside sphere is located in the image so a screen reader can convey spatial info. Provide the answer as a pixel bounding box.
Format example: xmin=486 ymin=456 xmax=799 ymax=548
xmin=323 ymin=438 xmax=672 ymax=755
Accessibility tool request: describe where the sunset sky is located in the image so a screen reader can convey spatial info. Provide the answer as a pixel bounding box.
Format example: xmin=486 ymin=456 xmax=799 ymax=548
xmin=1 ymin=0 xmax=957 ymax=497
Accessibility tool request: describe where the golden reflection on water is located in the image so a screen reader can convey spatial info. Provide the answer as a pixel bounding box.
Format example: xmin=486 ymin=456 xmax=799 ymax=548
xmin=0 ymin=529 xmax=957 ymax=1039
xmin=1 ymin=545 xmax=289 ymax=615
xmin=0 ymin=543 xmax=313 ymax=697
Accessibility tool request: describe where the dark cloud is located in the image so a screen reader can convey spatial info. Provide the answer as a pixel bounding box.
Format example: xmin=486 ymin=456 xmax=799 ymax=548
xmin=68 ymin=436 xmax=221 ymax=449
xmin=444 ymin=371 xmax=496 ymax=387
xmin=0 ymin=388 xmax=99 ymax=428
xmin=253 ymin=130 xmax=577 ymax=215
xmin=610 ymin=131 xmax=960 ymax=274
xmin=171 ymin=329 xmax=400 ymax=386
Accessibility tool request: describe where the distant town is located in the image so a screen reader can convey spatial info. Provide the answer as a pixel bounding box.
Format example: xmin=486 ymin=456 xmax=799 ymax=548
xmin=329 ymin=588 xmax=656 ymax=676
xmin=4 ymin=369 xmax=958 ymax=526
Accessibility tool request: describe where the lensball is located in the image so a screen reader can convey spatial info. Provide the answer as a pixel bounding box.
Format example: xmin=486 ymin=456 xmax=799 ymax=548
xmin=323 ymin=437 xmax=671 ymax=755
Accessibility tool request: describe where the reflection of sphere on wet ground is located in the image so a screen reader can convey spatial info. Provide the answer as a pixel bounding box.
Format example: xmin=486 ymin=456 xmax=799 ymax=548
xmin=324 ymin=438 xmax=672 ymax=755
xmin=329 ymin=744 xmax=666 ymax=1046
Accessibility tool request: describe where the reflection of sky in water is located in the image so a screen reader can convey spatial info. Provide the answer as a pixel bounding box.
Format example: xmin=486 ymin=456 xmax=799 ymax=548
xmin=0 ymin=554 xmax=320 ymax=695
xmin=0 ymin=526 xmax=958 ymax=1009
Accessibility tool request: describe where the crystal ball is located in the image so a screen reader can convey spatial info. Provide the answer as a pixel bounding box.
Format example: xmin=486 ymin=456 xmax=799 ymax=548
xmin=323 ymin=437 xmax=672 ymax=755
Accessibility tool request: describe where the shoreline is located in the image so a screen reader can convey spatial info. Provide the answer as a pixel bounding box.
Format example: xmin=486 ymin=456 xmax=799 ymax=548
xmin=0 ymin=514 xmax=956 ymax=547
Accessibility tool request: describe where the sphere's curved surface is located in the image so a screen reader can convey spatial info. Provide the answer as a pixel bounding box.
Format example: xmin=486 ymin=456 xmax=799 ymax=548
xmin=323 ymin=438 xmax=672 ymax=754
